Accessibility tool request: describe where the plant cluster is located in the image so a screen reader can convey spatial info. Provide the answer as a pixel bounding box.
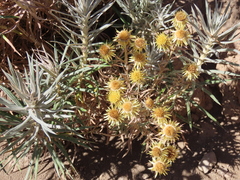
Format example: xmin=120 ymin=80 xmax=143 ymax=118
xmin=99 ymin=28 xmax=183 ymax=175
xmin=99 ymin=0 xmax=240 ymax=177
xmin=0 ymin=0 xmax=240 ymax=179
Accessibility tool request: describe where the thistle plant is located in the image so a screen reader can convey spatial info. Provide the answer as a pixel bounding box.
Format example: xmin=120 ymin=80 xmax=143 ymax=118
xmin=98 ymin=26 xmax=183 ymax=174
xmin=98 ymin=0 xmax=240 ymax=177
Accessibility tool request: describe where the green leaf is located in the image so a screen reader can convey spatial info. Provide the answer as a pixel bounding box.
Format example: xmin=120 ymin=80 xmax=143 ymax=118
xmin=186 ymin=101 xmax=192 ymax=130
xmin=205 ymin=69 xmax=240 ymax=77
xmin=0 ymin=85 xmax=23 ymax=107
xmin=0 ymin=15 xmax=18 ymax=18
xmin=200 ymin=86 xmax=221 ymax=105
xmin=46 ymin=143 xmax=65 ymax=178
xmin=191 ymin=100 xmax=221 ymax=126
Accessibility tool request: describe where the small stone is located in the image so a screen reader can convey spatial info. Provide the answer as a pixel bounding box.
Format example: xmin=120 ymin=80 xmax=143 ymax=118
xmin=198 ymin=151 xmax=217 ymax=174
xmin=177 ymin=141 xmax=186 ymax=149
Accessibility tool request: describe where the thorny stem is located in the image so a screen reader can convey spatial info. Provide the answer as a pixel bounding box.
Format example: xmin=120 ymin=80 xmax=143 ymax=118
xmin=198 ymin=42 xmax=213 ymax=66
xmin=81 ymin=17 xmax=90 ymax=65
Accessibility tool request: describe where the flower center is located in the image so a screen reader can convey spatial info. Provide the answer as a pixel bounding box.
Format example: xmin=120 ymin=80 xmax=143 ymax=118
xmin=135 ymin=38 xmax=145 ymax=48
xmin=109 ymin=80 xmax=121 ymax=90
xmin=118 ymin=30 xmax=131 ymax=40
xmin=187 ymin=64 xmax=197 ymax=73
xmin=162 ymin=125 xmax=176 ymax=137
xmin=130 ymin=70 xmax=144 ymax=82
xmin=122 ymin=102 xmax=132 ymax=112
xmin=108 ymin=109 xmax=119 ymax=119
xmin=167 ymin=148 xmax=176 ymax=159
xmin=108 ymin=91 xmax=121 ymax=103
xmin=175 ymin=11 xmax=187 ymax=21
xmin=152 ymin=147 xmax=162 ymax=157
xmin=175 ymin=30 xmax=186 ymax=39
xmin=134 ymin=53 xmax=145 ymax=62
xmin=145 ymin=97 xmax=154 ymax=109
xmin=156 ymin=34 xmax=168 ymax=45
xmin=154 ymin=161 xmax=165 ymax=173
xmin=154 ymin=107 xmax=165 ymax=118
xmin=99 ymin=44 xmax=110 ymax=55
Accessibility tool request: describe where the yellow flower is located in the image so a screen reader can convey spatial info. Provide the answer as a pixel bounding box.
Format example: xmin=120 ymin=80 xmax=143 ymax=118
xmin=104 ymin=107 xmax=123 ymax=126
xmin=107 ymin=78 xmax=125 ymax=92
xmin=99 ymin=43 xmax=115 ymax=61
xmin=149 ymin=158 xmax=170 ymax=177
xmin=149 ymin=141 xmax=168 ymax=158
xmin=129 ymin=52 xmax=148 ymax=68
xmin=159 ymin=120 xmax=181 ymax=143
xmin=120 ymin=98 xmax=140 ymax=119
xmin=151 ymin=106 xmax=171 ymax=124
xmin=107 ymin=91 xmax=121 ymax=104
xmin=182 ymin=63 xmax=200 ymax=81
xmin=165 ymin=145 xmax=179 ymax=163
xmin=144 ymin=97 xmax=154 ymax=109
xmin=155 ymin=33 xmax=171 ymax=51
xmin=172 ymin=10 xmax=188 ymax=29
xmin=130 ymin=69 xmax=145 ymax=85
xmin=172 ymin=29 xmax=191 ymax=47
xmin=114 ymin=29 xmax=133 ymax=47
xmin=132 ymin=37 xmax=146 ymax=52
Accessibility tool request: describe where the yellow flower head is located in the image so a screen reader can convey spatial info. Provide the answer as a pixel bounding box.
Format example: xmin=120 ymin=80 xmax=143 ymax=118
xmin=129 ymin=52 xmax=148 ymax=68
xmin=149 ymin=141 xmax=168 ymax=158
xmin=159 ymin=120 xmax=181 ymax=143
xmin=144 ymin=97 xmax=154 ymax=109
xmin=99 ymin=43 xmax=115 ymax=61
xmin=132 ymin=37 xmax=147 ymax=52
xmin=182 ymin=63 xmax=200 ymax=81
xmin=149 ymin=158 xmax=170 ymax=177
xmin=130 ymin=69 xmax=145 ymax=85
xmin=155 ymin=33 xmax=171 ymax=51
xmin=107 ymin=78 xmax=125 ymax=92
xmin=172 ymin=10 xmax=188 ymax=29
xmin=120 ymin=98 xmax=140 ymax=119
xmin=172 ymin=29 xmax=191 ymax=47
xmin=107 ymin=91 xmax=121 ymax=104
xmin=151 ymin=106 xmax=171 ymax=124
xmin=114 ymin=29 xmax=133 ymax=47
xmin=104 ymin=107 xmax=123 ymax=126
xmin=165 ymin=145 xmax=179 ymax=163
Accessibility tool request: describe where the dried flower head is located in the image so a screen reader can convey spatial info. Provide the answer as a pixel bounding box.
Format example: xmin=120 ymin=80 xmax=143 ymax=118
xmin=149 ymin=158 xmax=170 ymax=177
xmin=104 ymin=107 xmax=123 ymax=126
xmin=155 ymin=33 xmax=171 ymax=51
xmin=130 ymin=69 xmax=145 ymax=85
xmin=149 ymin=141 xmax=167 ymax=158
xmin=151 ymin=106 xmax=171 ymax=124
xmin=99 ymin=43 xmax=115 ymax=61
xmin=132 ymin=37 xmax=147 ymax=52
xmin=172 ymin=29 xmax=191 ymax=46
xmin=120 ymin=98 xmax=140 ymax=119
xmin=114 ymin=29 xmax=133 ymax=47
xmin=107 ymin=91 xmax=121 ymax=104
xmin=130 ymin=52 xmax=148 ymax=68
xmin=159 ymin=120 xmax=181 ymax=143
xmin=172 ymin=10 xmax=188 ymax=29
xmin=144 ymin=97 xmax=154 ymax=109
xmin=182 ymin=63 xmax=200 ymax=81
xmin=165 ymin=145 xmax=179 ymax=163
xmin=107 ymin=78 xmax=125 ymax=92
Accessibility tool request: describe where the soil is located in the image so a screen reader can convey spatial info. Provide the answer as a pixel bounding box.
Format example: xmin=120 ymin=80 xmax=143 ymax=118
xmin=1 ymin=0 xmax=240 ymax=180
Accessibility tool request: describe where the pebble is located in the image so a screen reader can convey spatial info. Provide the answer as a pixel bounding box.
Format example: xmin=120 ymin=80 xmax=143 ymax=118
xmin=198 ymin=151 xmax=217 ymax=174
